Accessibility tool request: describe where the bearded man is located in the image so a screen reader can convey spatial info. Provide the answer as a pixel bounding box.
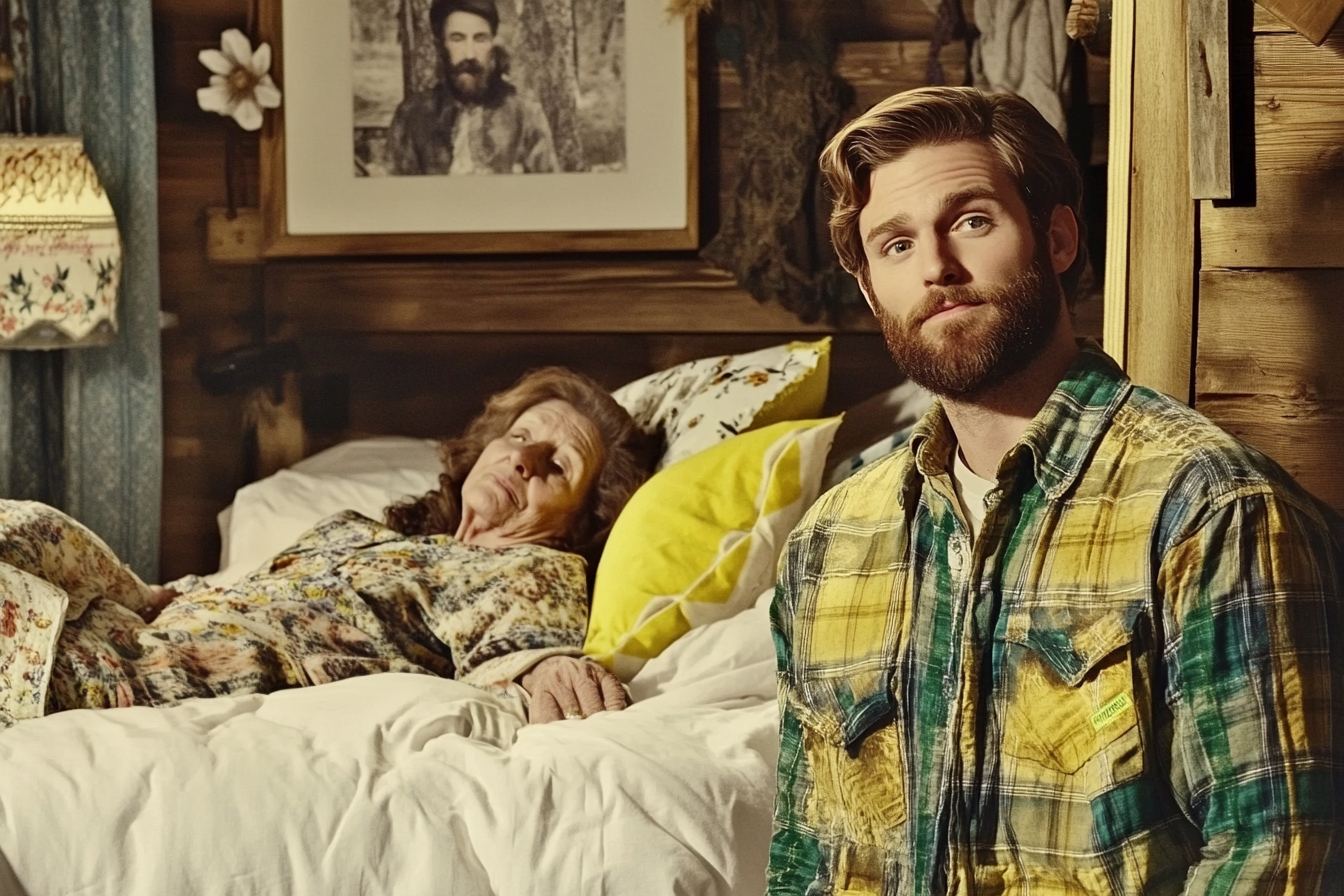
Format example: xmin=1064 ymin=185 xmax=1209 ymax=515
xmin=386 ymin=0 xmax=557 ymax=176
xmin=768 ymin=87 xmax=1344 ymax=895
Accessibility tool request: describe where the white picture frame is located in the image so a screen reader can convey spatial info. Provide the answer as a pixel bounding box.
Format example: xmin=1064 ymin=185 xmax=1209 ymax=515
xmin=259 ymin=0 xmax=699 ymax=256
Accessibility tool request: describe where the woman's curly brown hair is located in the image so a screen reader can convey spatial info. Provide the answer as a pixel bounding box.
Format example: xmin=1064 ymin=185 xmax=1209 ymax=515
xmin=383 ymin=367 xmax=655 ymax=563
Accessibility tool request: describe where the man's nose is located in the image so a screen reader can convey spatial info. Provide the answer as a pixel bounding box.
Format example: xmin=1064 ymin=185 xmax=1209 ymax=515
xmin=921 ymin=237 xmax=967 ymax=288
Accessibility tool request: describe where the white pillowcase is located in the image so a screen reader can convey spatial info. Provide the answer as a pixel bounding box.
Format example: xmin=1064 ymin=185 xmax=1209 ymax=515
xmin=212 ymin=437 xmax=443 ymax=585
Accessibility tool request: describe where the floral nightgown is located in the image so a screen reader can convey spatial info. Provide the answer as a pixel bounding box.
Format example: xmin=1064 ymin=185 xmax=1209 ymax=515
xmin=0 ymin=501 xmax=589 ymax=726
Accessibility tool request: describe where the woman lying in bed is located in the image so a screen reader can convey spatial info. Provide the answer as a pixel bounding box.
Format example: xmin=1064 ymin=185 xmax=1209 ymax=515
xmin=0 ymin=368 xmax=652 ymax=727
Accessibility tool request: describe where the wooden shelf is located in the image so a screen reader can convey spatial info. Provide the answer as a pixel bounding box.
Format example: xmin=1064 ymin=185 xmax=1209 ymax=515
xmin=719 ymin=41 xmax=969 ymax=113
xmin=264 ymin=258 xmax=876 ymax=334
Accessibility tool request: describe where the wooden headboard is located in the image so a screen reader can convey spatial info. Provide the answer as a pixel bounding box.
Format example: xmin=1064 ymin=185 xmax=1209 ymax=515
xmin=249 ymin=258 xmax=899 ymax=478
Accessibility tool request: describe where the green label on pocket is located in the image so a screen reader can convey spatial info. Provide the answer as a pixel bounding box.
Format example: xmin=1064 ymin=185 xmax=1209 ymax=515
xmin=1090 ymin=693 xmax=1134 ymax=731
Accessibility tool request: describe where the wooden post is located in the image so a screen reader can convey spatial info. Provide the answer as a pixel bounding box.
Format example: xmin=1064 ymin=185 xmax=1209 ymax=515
xmin=1186 ymin=0 xmax=1233 ymax=199
xmin=244 ymin=371 xmax=305 ymax=480
xmin=1103 ymin=0 xmax=1135 ymax=368
xmin=1108 ymin=0 xmax=1199 ymax=403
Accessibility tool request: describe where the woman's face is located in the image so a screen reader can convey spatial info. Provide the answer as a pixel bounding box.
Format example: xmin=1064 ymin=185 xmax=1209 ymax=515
xmin=455 ymin=399 xmax=606 ymax=548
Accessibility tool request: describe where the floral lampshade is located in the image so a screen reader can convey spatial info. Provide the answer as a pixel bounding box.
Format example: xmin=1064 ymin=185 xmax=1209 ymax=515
xmin=0 ymin=136 xmax=120 ymax=348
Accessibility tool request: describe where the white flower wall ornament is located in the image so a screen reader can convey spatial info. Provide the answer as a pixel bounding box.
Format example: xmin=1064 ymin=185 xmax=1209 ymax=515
xmin=196 ymin=29 xmax=281 ymax=131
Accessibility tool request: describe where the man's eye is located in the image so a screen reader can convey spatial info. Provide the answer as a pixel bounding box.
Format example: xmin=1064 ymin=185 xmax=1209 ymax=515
xmin=962 ymin=215 xmax=991 ymax=230
xmin=883 ymin=238 xmax=913 ymax=256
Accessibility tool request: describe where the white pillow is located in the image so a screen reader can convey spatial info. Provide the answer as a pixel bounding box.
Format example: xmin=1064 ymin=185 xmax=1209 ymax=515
xmin=213 ymin=437 xmax=443 ymax=585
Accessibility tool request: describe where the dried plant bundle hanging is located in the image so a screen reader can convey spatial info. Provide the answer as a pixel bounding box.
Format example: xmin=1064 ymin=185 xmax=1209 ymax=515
xmin=1065 ymin=0 xmax=1112 ymax=56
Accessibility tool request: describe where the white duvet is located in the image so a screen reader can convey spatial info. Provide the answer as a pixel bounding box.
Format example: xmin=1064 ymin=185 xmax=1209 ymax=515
xmin=0 ymin=598 xmax=780 ymax=896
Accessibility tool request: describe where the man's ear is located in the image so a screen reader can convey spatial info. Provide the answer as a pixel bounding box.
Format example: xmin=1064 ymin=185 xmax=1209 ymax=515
xmin=1047 ymin=205 xmax=1080 ymax=276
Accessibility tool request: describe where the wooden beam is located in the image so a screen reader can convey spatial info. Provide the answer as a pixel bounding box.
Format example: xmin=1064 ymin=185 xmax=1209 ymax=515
xmin=245 ymin=373 xmax=306 ymax=480
xmin=1200 ymin=30 xmax=1344 ymax=267
xmin=1253 ymin=1 xmax=1297 ymax=31
xmin=1186 ymin=0 xmax=1233 ymax=198
xmin=831 ymin=3 xmax=940 ymax=41
xmin=1103 ymin=0 xmax=1136 ymax=370
xmin=1124 ymin=0 xmax=1198 ymax=401
xmin=837 ymin=41 xmax=969 ymax=110
xmin=717 ymin=41 xmax=969 ymax=113
xmin=1252 ymin=0 xmax=1344 ymax=44
xmin=263 ymin=260 xmax=876 ymax=334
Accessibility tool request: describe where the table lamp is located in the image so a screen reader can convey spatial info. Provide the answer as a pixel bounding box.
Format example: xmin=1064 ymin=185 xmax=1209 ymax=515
xmin=0 ymin=135 xmax=119 ymax=348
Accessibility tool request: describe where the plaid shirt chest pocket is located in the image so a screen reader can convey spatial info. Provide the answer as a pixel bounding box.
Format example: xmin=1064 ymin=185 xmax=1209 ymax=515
xmin=1000 ymin=604 xmax=1147 ymax=792
xmin=791 ymin=706 xmax=909 ymax=896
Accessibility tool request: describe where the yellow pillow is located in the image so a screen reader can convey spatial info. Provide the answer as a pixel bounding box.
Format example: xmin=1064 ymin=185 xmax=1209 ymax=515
xmin=612 ymin=338 xmax=831 ymax=470
xmin=584 ymin=416 xmax=842 ymax=679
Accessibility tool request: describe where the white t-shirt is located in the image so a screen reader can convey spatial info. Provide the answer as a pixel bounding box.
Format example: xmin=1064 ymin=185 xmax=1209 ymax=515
xmin=951 ymin=448 xmax=997 ymax=542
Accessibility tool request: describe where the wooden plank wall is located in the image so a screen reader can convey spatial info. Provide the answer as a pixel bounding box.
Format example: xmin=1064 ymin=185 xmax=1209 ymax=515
xmin=152 ymin=0 xmax=978 ymax=580
xmin=156 ymin=0 xmax=265 ymax=580
xmin=1195 ymin=10 xmax=1344 ymax=511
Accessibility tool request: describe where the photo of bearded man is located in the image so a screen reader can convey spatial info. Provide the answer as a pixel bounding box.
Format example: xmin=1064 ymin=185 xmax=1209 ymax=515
xmin=350 ymin=0 xmax=627 ymax=178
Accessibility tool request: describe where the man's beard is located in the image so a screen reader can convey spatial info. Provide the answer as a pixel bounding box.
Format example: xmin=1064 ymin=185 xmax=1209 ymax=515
xmin=873 ymin=249 xmax=1061 ymax=401
xmin=449 ymin=58 xmax=493 ymax=104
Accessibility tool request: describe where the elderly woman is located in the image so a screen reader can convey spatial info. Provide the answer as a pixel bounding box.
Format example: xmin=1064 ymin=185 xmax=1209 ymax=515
xmin=0 ymin=368 xmax=652 ymax=727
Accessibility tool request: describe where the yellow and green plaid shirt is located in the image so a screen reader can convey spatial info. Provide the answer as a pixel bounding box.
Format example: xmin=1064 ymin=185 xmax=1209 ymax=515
xmin=769 ymin=344 xmax=1344 ymax=895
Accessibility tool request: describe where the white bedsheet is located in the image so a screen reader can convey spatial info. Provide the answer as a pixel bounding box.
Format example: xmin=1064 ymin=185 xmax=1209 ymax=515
xmin=0 ymin=598 xmax=780 ymax=896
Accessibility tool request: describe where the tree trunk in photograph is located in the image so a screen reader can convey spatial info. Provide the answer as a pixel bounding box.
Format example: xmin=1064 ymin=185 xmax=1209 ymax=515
xmin=515 ymin=0 xmax=584 ymax=171
xmin=400 ymin=0 xmax=439 ymax=95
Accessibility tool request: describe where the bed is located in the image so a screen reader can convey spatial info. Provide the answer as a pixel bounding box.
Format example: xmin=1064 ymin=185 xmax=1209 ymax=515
xmin=0 ymin=340 xmax=929 ymax=896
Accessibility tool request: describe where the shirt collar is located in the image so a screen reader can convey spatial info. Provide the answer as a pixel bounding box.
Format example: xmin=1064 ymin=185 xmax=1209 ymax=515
xmin=905 ymin=342 xmax=1132 ymax=501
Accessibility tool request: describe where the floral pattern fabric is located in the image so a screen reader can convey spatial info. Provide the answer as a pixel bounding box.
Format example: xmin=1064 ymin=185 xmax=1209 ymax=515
xmin=612 ymin=339 xmax=829 ymax=470
xmin=0 ymin=502 xmax=589 ymax=725
xmin=0 ymin=564 xmax=68 ymax=725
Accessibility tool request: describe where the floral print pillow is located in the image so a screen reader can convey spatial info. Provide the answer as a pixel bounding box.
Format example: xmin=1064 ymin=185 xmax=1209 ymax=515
xmin=613 ymin=338 xmax=831 ymax=470
xmin=0 ymin=563 xmax=69 ymax=726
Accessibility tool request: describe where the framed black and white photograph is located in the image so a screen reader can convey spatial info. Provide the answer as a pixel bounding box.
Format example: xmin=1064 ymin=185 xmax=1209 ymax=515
xmin=260 ymin=0 xmax=697 ymax=255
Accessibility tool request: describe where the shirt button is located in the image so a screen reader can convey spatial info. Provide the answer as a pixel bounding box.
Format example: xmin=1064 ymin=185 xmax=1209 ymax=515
xmin=950 ymin=540 xmax=966 ymax=574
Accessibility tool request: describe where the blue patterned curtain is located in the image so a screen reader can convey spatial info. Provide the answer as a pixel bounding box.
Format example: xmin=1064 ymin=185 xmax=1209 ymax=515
xmin=0 ymin=0 xmax=162 ymax=579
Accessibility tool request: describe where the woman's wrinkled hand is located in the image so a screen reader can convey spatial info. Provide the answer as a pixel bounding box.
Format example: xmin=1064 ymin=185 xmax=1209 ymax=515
xmin=519 ymin=656 xmax=628 ymax=724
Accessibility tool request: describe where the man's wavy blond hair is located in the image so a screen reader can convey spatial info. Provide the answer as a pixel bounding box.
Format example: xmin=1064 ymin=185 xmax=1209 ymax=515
xmin=819 ymin=87 xmax=1088 ymax=307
